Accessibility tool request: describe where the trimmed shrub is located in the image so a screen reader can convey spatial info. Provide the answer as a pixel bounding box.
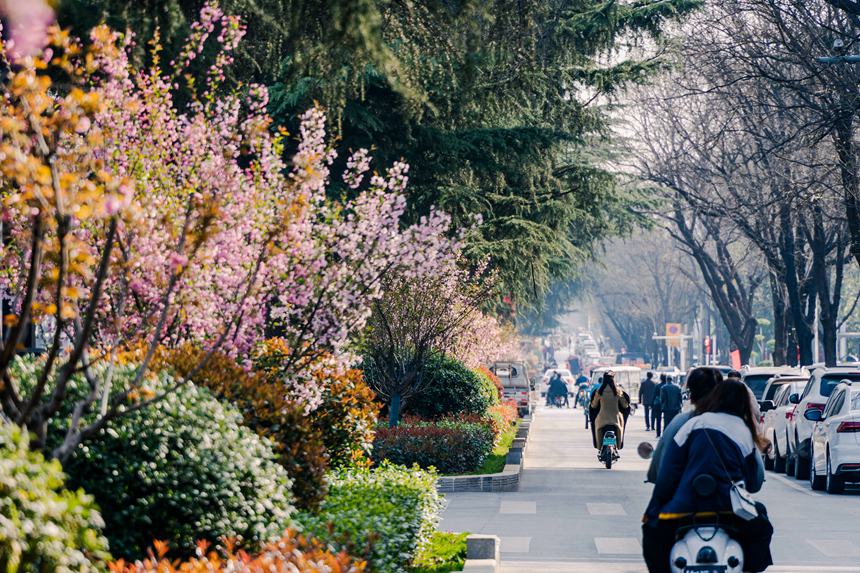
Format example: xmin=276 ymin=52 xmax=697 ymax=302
xmin=311 ymin=367 xmax=380 ymax=467
xmin=61 ymin=368 xmax=294 ymax=559
xmin=406 ymin=354 xmax=497 ymax=419
xmin=474 ymin=365 xmax=504 ymax=400
xmin=152 ymin=345 xmax=329 ymax=510
xmin=371 ymin=420 xmax=495 ymax=474
xmin=298 ymin=463 xmax=443 ymax=573
xmin=0 ymin=423 xmax=110 ymax=573
xmin=109 ymin=529 xmax=365 ymax=573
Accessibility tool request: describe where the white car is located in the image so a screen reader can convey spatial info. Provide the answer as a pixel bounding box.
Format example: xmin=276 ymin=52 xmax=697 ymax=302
xmin=762 ymin=379 xmax=807 ymax=473
xmin=540 ymin=368 xmax=575 ymax=396
xmin=807 ymin=382 xmax=860 ymax=493
xmin=740 ymin=366 xmax=803 ymax=401
xmin=788 ymin=367 xmax=860 ymax=480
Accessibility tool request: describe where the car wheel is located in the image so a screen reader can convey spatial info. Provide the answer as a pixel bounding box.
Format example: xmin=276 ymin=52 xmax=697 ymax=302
xmin=794 ymin=435 xmax=810 ymax=480
xmin=773 ymin=439 xmax=786 ymax=473
xmin=810 ymin=444 xmax=826 ymax=491
xmin=826 ymin=450 xmax=845 ymax=495
xmin=764 ymin=439 xmax=775 ymax=471
xmin=785 ymin=436 xmax=795 ymax=475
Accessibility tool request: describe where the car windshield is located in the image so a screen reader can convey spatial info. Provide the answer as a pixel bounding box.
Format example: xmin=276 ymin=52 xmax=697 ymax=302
xmin=764 ymin=382 xmax=789 ymax=401
xmin=743 ymin=374 xmax=773 ymax=399
xmin=821 ymin=374 xmax=860 ymax=397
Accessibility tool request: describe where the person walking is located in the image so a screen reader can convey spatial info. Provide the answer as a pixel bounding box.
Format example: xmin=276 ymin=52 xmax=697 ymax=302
xmin=660 ymin=377 xmax=683 ymax=428
xmin=589 ymin=372 xmax=631 ymax=450
xmin=639 ymin=372 xmax=657 ymax=431
xmin=651 ymin=374 xmax=667 ymax=437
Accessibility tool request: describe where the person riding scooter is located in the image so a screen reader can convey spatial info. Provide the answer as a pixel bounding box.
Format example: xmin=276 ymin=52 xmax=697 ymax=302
xmin=589 ymin=372 xmax=631 ymax=450
xmin=546 ymin=372 xmax=569 ymax=407
xmin=642 ymin=378 xmax=773 ymax=573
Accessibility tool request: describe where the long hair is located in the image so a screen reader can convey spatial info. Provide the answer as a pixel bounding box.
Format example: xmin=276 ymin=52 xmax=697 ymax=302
xmin=687 ymin=367 xmax=723 ymax=404
xmin=696 ymin=379 xmax=768 ymax=451
xmin=598 ymin=372 xmax=620 ymax=396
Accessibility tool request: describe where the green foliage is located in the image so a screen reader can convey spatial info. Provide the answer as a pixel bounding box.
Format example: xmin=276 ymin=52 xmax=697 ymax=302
xmin=410 ymin=532 xmax=468 ymax=573
xmin=0 ymin=423 xmax=110 ymax=573
xmin=152 ymin=344 xmax=329 ymax=511
xmin=476 ymin=420 xmax=519 ymax=475
xmin=57 ymin=368 xmax=294 ymax=559
xmin=406 ymin=354 xmax=497 ymax=419
xmin=298 ymin=463 xmax=443 ymax=573
xmin=58 ymin=0 xmax=701 ymax=312
xmin=372 ymin=419 xmax=495 ymax=474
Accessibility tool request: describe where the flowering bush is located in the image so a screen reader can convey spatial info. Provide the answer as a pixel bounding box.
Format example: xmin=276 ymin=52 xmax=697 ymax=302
xmin=150 ymin=344 xmax=329 ymax=511
xmin=109 ymin=530 xmax=365 ymax=573
xmin=405 ymin=354 xmax=498 ymax=419
xmin=0 ymin=423 xmax=110 ymax=573
xmin=489 ymin=401 xmax=518 ymax=429
xmin=372 ymin=419 xmax=495 ymax=474
xmin=298 ymin=463 xmax=443 ymax=573
xmin=59 ymin=367 xmax=294 ymax=558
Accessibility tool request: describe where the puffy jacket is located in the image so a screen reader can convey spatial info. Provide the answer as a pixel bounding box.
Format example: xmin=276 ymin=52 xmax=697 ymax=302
xmin=647 ymin=412 xmax=762 ymax=522
xmin=660 ymin=383 xmax=683 ymax=412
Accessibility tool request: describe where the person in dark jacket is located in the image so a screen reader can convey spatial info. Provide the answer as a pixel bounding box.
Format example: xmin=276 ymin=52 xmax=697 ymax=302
xmin=652 ymin=374 xmax=667 ymax=437
xmin=659 ymin=378 xmax=683 ymax=428
xmin=642 ymin=379 xmax=773 ymax=573
xmin=639 ymin=372 xmax=657 ymax=431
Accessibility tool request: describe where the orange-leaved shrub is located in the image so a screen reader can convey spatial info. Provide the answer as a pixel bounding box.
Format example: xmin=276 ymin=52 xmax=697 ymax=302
xmin=109 ymin=530 xmax=365 ymax=573
xmin=475 ymin=365 xmax=504 ymax=399
xmin=255 ymin=338 xmax=380 ymax=468
xmin=145 ymin=345 xmax=329 ymax=511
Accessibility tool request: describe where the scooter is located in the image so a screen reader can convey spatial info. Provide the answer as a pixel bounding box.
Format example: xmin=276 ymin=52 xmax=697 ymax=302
xmin=598 ymin=429 xmax=620 ymax=469
xmin=638 ymin=442 xmax=745 ymax=573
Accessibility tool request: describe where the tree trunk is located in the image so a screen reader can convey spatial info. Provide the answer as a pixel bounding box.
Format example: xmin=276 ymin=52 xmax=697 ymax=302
xmin=769 ymin=275 xmax=788 ymax=366
xmin=388 ymin=393 xmax=403 ymax=428
xmin=835 ymin=113 xmax=860 ymax=268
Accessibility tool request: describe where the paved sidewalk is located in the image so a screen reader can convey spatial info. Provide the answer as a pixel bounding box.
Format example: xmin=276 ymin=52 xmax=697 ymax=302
xmin=441 ymin=404 xmax=860 ymax=572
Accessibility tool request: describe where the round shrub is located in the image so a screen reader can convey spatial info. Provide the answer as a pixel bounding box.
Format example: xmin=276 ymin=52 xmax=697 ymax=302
xmin=62 ymin=370 xmax=294 ymax=559
xmin=151 ymin=345 xmax=329 ymax=510
xmin=407 ymin=354 xmax=498 ymax=418
xmin=0 ymin=423 xmax=110 ymax=573
xmin=475 ymin=365 xmax=504 ymax=400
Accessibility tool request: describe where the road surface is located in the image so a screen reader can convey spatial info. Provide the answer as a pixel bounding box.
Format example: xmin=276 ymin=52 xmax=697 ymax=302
xmin=441 ymin=405 xmax=860 ymax=573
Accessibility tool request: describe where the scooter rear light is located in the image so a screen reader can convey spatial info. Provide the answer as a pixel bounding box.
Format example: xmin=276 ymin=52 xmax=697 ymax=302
xmin=837 ymin=421 xmax=860 ymax=433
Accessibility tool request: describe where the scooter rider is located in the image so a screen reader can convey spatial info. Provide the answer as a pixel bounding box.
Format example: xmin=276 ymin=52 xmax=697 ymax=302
xmin=642 ymin=375 xmax=773 ymax=573
xmin=547 ymin=373 xmax=569 ymax=407
xmin=589 ymin=372 xmax=631 ymax=451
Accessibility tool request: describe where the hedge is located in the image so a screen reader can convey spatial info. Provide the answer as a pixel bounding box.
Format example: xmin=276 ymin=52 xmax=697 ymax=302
xmin=298 ymin=463 xmax=443 ymax=573
xmin=372 ymin=419 xmax=495 ymax=474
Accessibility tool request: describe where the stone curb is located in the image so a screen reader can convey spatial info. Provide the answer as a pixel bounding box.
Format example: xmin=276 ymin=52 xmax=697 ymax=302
xmin=436 ymin=418 xmax=531 ymax=493
xmin=462 ymin=534 xmax=500 ymax=573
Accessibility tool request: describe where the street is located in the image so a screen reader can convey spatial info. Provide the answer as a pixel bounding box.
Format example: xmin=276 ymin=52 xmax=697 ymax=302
xmin=441 ymin=405 xmax=860 ymax=573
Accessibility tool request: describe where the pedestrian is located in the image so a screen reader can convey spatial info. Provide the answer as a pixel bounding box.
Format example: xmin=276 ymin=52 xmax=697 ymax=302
xmin=660 ymin=377 xmax=682 ymax=428
xmin=651 ymin=374 xmax=667 ymax=437
xmin=639 ymin=372 xmax=657 ymax=431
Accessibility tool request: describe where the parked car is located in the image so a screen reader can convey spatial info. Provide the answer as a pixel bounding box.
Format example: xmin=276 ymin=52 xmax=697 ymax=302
xmin=762 ymin=379 xmax=808 ymax=473
xmin=539 ymin=368 xmax=576 ymax=397
xmin=491 ymin=361 xmax=532 ymax=417
xmin=806 ymin=381 xmax=860 ymax=493
xmin=788 ymin=367 xmax=860 ymax=479
xmin=740 ymin=366 xmax=803 ymax=400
